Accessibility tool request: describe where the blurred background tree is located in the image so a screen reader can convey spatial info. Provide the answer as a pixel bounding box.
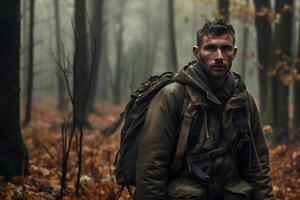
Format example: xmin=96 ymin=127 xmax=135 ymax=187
xmin=16 ymin=0 xmax=300 ymax=143
xmin=0 ymin=0 xmax=29 ymax=180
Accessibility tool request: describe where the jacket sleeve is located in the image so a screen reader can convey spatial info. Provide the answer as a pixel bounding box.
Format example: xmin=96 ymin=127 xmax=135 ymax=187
xmin=135 ymin=83 xmax=185 ymax=200
xmin=241 ymin=93 xmax=275 ymax=200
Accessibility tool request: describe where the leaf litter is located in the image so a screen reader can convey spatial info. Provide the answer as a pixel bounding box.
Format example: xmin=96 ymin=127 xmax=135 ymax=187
xmin=0 ymin=101 xmax=299 ymax=200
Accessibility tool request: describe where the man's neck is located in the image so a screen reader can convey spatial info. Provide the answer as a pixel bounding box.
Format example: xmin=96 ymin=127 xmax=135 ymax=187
xmin=208 ymin=76 xmax=226 ymax=90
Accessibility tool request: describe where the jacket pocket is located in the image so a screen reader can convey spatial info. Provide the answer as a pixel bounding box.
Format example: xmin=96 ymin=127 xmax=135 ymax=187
xmin=224 ymin=179 xmax=252 ymax=200
xmin=168 ymin=178 xmax=206 ymax=200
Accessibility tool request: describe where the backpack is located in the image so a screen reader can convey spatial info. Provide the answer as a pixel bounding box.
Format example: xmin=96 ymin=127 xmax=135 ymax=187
xmin=114 ymin=71 xmax=182 ymax=186
xmin=114 ymin=61 xmax=199 ymax=189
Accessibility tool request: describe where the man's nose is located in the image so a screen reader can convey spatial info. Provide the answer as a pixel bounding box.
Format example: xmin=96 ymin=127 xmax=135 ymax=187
xmin=215 ymin=49 xmax=224 ymax=60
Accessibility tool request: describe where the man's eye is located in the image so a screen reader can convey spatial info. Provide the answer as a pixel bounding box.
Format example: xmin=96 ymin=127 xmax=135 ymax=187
xmin=222 ymin=46 xmax=232 ymax=52
xmin=205 ymin=46 xmax=216 ymax=52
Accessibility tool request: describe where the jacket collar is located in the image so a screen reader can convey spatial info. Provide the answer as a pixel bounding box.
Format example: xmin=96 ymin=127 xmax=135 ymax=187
xmin=177 ymin=62 xmax=248 ymax=110
xmin=186 ymin=80 xmax=248 ymax=110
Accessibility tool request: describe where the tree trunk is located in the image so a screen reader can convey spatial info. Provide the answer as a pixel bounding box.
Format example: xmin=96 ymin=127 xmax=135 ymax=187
xmin=0 ymin=0 xmax=29 ymax=180
xmin=21 ymin=0 xmax=28 ymax=101
xmin=294 ymin=3 xmax=300 ymax=129
xmin=99 ymin=21 xmax=110 ymax=101
xmin=87 ymin=0 xmax=104 ymax=113
xmin=240 ymin=26 xmax=249 ymax=80
xmin=148 ymin=33 xmax=160 ymax=74
xmin=54 ymin=0 xmax=67 ymax=112
xmin=142 ymin=1 xmax=161 ymax=78
xmin=240 ymin=0 xmax=249 ymax=81
xmin=217 ymin=0 xmax=230 ymax=22
xmin=253 ymin=0 xmax=273 ymax=124
xmin=24 ymin=0 xmax=35 ymax=126
xmin=272 ymin=0 xmax=293 ymax=142
xmin=143 ymin=0 xmax=151 ymax=78
xmin=74 ymin=0 xmax=89 ymax=125
xmin=113 ymin=1 xmax=126 ymax=105
xmin=167 ymin=0 xmax=178 ymax=71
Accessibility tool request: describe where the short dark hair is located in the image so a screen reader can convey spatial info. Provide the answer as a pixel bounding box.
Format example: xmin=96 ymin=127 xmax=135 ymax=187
xmin=196 ymin=19 xmax=235 ymax=47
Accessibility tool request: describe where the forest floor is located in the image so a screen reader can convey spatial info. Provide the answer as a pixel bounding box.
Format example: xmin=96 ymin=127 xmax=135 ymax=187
xmin=0 ymin=101 xmax=300 ymax=200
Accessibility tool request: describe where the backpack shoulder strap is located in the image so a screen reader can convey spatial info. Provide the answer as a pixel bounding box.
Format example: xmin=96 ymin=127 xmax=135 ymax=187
xmin=173 ymin=92 xmax=196 ymax=171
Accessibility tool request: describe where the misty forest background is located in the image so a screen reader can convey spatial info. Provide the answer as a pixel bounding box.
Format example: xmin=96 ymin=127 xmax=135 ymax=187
xmin=1 ymin=0 xmax=300 ymax=199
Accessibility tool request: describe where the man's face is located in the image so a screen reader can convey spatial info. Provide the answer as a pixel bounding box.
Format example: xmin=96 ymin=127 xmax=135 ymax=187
xmin=193 ymin=33 xmax=237 ymax=79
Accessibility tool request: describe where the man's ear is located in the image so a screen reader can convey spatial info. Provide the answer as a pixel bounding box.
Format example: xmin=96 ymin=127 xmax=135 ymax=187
xmin=233 ymin=47 xmax=238 ymax=58
xmin=192 ymin=46 xmax=200 ymax=58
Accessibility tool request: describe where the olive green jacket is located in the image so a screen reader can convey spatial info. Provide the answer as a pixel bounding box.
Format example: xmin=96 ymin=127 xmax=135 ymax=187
xmin=135 ymin=64 xmax=275 ymax=200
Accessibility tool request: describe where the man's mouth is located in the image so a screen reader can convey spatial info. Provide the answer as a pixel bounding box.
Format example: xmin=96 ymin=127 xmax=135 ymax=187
xmin=211 ymin=64 xmax=226 ymax=68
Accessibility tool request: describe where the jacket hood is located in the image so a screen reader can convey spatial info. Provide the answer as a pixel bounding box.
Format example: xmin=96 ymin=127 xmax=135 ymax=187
xmin=175 ymin=60 xmax=248 ymax=108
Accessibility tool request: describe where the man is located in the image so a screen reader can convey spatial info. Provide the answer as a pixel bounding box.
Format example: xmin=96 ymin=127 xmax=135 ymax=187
xmin=135 ymin=19 xmax=275 ymax=199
